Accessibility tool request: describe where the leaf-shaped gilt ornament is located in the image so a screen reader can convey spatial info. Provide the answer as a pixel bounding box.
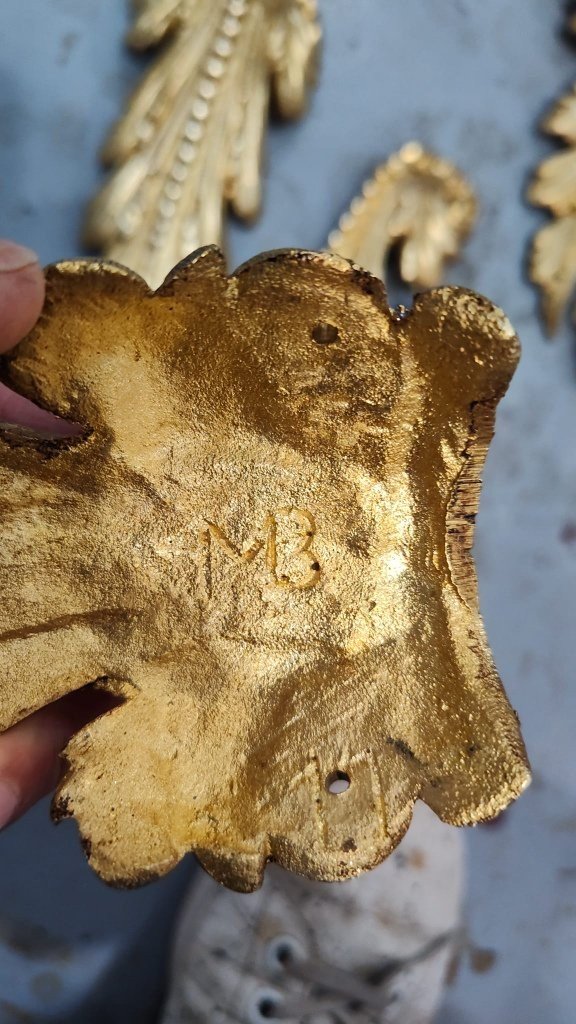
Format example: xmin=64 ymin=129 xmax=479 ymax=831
xmin=327 ymin=142 xmax=477 ymax=288
xmin=528 ymin=79 xmax=576 ymax=334
xmin=0 ymin=250 xmax=530 ymax=891
xmin=84 ymin=0 xmax=321 ymax=289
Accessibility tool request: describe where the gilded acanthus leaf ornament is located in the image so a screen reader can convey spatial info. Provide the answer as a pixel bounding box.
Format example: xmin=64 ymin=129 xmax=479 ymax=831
xmin=327 ymin=142 xmax=477 ymax=288
xmin=528 ymin=82 xmax=576 ymax=334
xmin=0 ymin=249 xmax=530 ymax=892
xmin=84 ymin=0 xmax=321 ymax=288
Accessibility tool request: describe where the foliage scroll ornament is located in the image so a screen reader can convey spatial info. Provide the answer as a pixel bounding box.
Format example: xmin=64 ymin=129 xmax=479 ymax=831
xmin=528 ymin=9 xmax=576 ymax=335
xmin=0 ymin=248 xmax=529 ymax=892
xmin=84 ymin=0 xmax=321 ymax=289
xmin=328 ymin=142 xmax=477 ymax=290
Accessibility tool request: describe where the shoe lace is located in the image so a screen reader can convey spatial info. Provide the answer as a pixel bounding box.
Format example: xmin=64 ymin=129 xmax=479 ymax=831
xmin=264 ymin=931 xmax=455 ymax=1020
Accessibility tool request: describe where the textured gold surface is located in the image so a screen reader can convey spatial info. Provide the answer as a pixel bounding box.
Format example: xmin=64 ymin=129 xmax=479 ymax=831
xmin=528 ymin=80 xmax=576 ymax=335
xmin=528 ymin=7 xmax=576 ymax=336
xmin=84 ymin=0 xmax=321 ymax=289
xmin=328 ymin=142 xmax=477 ymax=287
xmin=0 ymin=249 xmax=530 ymax=891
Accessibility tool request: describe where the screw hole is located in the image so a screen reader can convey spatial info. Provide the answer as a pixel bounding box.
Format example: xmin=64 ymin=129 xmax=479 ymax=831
xmin=326 ymin=770 xmax=351 ymax=795
xmin=312 ymin=321 xmax=340 ymax=345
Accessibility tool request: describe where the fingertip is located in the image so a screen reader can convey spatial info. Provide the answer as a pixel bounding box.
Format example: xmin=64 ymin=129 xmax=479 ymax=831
xmin=0 ymin=780 xmax=20 ymax=830
xmin=0 ymin=688 xmax=121 ymax=829
xmin=0 ymin=710 xmax=62 ymax=829
xmin=0 ymin=240 xmax=45 ymax=353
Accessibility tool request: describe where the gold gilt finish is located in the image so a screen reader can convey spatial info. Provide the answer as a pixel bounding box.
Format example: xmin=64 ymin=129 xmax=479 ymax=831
xmin=328 ymin=142 xmax=477 ymax=287
xmin=0 ymin=249 xmax=530 ymax=892
xmin=528 ymin=10 xmax=576 ymax=336
xmin=84 ymin=0 xmax=321 ymax=289
xmin=528 ymin=77 xmax=576 ymax=335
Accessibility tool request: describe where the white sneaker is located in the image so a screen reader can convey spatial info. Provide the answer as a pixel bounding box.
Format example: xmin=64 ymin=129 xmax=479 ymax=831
xmin=160 ymin=804 xmax=463 ymax=1023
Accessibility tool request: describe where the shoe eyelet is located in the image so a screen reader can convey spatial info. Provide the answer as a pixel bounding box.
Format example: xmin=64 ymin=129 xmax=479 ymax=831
xmin=265 ymin=933 xmax=306 ymax=973
xmin=248 ymin=988 xmax=283 ymax=1022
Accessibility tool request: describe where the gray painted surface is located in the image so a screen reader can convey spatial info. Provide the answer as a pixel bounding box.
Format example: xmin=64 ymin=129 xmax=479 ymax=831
xmin=0 ymin=0 xmax=574 ymax=1021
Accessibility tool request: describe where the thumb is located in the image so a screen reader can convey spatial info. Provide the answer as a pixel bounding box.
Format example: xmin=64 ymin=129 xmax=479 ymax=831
xmin=0 ymin=240 xmax=45 ymax=353
xmin=0 ymin=240 xmax=76 ymax=434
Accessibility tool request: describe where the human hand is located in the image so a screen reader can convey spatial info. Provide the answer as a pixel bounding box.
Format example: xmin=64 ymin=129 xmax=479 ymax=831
xmin=0 ymin=240 xmax=116 ymax=830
